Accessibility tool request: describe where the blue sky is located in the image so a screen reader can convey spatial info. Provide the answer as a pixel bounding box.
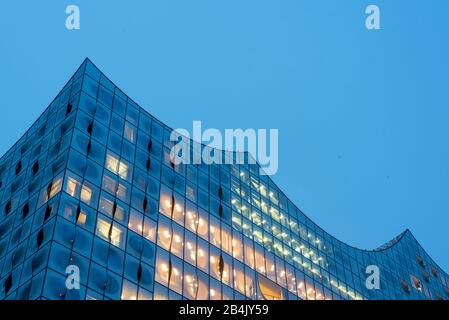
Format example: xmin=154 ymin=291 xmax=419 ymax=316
xmin=1 ymin=1 xmax=448 ymax=271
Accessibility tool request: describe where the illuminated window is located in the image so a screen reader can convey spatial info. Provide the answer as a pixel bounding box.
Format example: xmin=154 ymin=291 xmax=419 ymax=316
xmin=80 ymin=184 xmax=92 ymax=204
xmin=143 ymin=217 xmax=156 ymax=242
xmin=209 ymin=279 xmax=222 ymax=300
xmin=258 ymin=276 xmax=283 ymax=300
xmin=172 ymin=197 xmax=184 ymax=226
xmin=183 ymin=266 xmax=198 ymax=300
xmin=232 ymin=233 xmax=244 ymax=261
xmin=183 ymin=264 xmax=208 ymax=300
xmin=305 ymin=278 xmax=316 ymax=300
xmin=244 ymin=240 xmax=255 ymax=269
xmin=121 ymin=280 xmax=137 ymax=300
xmin=255 ymin=246 xmax=266 ymax=274
xmin=169 ymin=256 xmax=183 ymax=295
xmin=233 ymin=262 xmax=246 ymax=295
xmin=171 ymin=224 xmax=184 ymax=258
xmin=155 ymin=250 xmax=170 ymax=286
xmin=66 ymin=177 xmax=79 ymax=197
xmin=65 ymin=176 xmax=94 ymax=205
xmin=185 ymin=207 xmax=197 ymax=233
xmin=48 ymin=177 xmax=62 ymax=198
xmin=128 ymin=210 xmax=143 ymax=235
xmin=184 ymin=233 xmax=197 ymax=266
xmin=96 ymin=217 xmax=123 ymax=248
xmin=253 ymin=227 xmax=263 ymax=246
xmin=265 ymin=253 xmax=276 ymax=282
xmin=157 ymin=218 xmax=172 ymax=251
xmin=296 ymin=270 xmax=306 ymax=299
xmin=197 ymin=211 xmax=208 ymax=240
xmin=210 ymin=217 xmax=221 ymax=248
xmin=285 ymin=264 xmax=296 ymax=294
xmin=221 ymin=225 xmax=232 ymax=255
xmin=159 ymin=192 xmax=185 ymax=224
xmin=160 ymin=193 xmax=173 ymax=217
xmin=106 ymin=153 xmax=130 ymax=180
xmin=276 ymin=258 xmax=286 ymax=287
xmin=251 ymin=210 xmax=262 ymax=226
xmin=259 ymin=183 xmax=267 ymax=198
xmin=77 ymin=208 xmax=87 ymax=225
xmin=197 ymin=239 xmax=209 ymax=273
xmin=245 ymin=269 xmax=256 ymax=299
xmin=210 ymin=249 xmax=232 ymax=286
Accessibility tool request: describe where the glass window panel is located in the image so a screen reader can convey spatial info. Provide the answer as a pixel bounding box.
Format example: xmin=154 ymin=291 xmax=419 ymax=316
xmin=233 ymin=261 xmax=246 ymax=295
xmin=197 ymin=210 xmax=208 ymax=240
xmin=244 ymin=239 xmax=255 ymax=269
xmin=128 ymin=209 xmax=143 ymax=235
xmin=171 ymin=224 xmax=184 ymax=258
xmin=169 ymin=256 xmax=183 ymax=295
xmin=276 ymin=257 xmax=286 ymax=287
xmin=185 ymin=202 xmax=197 ymax=233
xmin=232 ymin=232 xmax=244 ymax=262
xmin=143 ymin=217 xmax=156 ymax=242
xmin=221 ymin=225 xmax=232 ymax=255
xmin=255 ymin=244 xmax=266 ymax=275
xmin=157 ymin=217 xmax=171 ymax=251
xmin=244 ymin=267 xmax=256 ymax=299
xmin=210 ymin=216 xmax=220 ymax=248
xmin=155 ymin=249 xmax=169 ymax=286
xmin=265 ymin=252 xmax=276 ymax=282
xmin=197 ymin=238 xmax=209 ymax=273
xmin=184 ymin=231 xmax=196 ymax=267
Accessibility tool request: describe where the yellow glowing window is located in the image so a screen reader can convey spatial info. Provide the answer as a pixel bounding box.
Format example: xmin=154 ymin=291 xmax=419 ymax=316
xmin=197 ymin=242 xmax=208 ymax=272
xmin=159 ymin=194 xmax=172 ymax=217
xmin=66 ymin=177 xmax=79 ymax=197
xmin=183 ymin=272 xmax=198 ymax=300
xmin=97 ymin=218 xmax=122 ymax=247
xmin=233 ymin=265 xmax=246 ymax=295
xmin=255 ymin=248 xmax=266 ymax=274
xmin=143 ymin=218 xmax=156 ymax=242
xmin=244 ymin=241 xmax=255 ymax=268
xmin=156 ymin=255 xmax=170 ymax=286
xmin=106 ymin=153 xmax=129 ymax=180
xmin=221 ymin=229 xmax=232 ymax=254
xmin=184 ymin=240 xmax=197 ymax=266
xmin=232 ymin=235 xmax=244 ymax=261
xmin=49 ymin=177 xmax=63 ymax=198
xmin=171 ymin=228 xmax=184 ymax=258
xmin=197 ymin=214 xmax=208 ymax=239
xmin=80 ymin=185 xmax=92 ymax=204
xmin=77 ymin=211 xmax=87 ymax=225
xmin=185 ymin=210 xmax=197 ymax=233
xmin=210 ymin=218 xmax=221 ymax=247
xmin=157 ymin=223 xmax=172 ymax=250
xmin=259 ymin=276 xmax=283 ymax=300
xmin=121 ymin=281 xmax=137 ymax=300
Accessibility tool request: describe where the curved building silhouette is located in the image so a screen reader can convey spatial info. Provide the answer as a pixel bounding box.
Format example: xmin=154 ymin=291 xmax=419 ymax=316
xmin=0 ymin=59 xmax=447 ymax=300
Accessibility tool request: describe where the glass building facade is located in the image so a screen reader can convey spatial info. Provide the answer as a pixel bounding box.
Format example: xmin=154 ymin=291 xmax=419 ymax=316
xmin=0 ymin=58 xmax=448 ymax=300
